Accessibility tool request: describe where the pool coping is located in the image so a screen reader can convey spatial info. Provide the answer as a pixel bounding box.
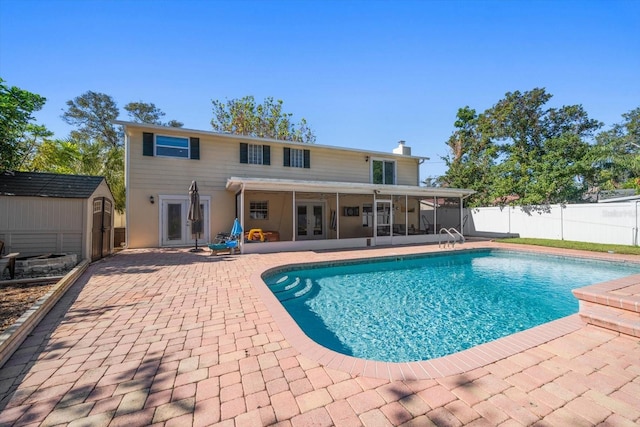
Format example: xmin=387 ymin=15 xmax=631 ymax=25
xmin=249 ymin=243 xmax=640 ymax=381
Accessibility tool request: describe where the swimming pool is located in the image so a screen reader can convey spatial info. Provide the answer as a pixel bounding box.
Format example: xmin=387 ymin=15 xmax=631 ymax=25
xmin=262 ymin=249 xmax=640 ymax=362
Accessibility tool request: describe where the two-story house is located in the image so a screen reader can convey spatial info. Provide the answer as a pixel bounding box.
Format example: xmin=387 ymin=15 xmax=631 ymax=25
xmin=118 ymin=121 xmax=474 ymax=253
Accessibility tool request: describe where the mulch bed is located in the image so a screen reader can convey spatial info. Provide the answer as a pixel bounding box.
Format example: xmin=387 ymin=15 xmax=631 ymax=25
xmin=0 ymin=280 xmax=58 ymax=335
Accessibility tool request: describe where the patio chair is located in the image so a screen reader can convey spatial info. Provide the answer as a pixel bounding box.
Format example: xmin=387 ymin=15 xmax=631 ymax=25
xmin=208 ymin=218 xmax=242 ymax=255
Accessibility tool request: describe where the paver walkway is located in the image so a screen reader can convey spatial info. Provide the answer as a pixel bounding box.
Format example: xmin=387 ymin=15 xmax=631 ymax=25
xmin=1 ymin=243 xmax=639 ymax=426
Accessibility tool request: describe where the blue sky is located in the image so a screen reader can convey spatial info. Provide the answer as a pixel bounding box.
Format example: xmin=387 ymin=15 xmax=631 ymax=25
xmin=1 ymin=0 xmax=638 ymax=180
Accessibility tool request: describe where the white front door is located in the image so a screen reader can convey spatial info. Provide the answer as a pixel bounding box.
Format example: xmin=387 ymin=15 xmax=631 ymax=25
xmin=375 ymin=200 xmax=392 ymax=245
xmin=160 ymin=196 xmax=210 ymax=246
xmin=296 ymin=202 xmax=325 ymax=240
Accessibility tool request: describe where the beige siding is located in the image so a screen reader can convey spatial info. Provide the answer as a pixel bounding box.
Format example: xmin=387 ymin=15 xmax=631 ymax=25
xmin=0 ymin=196 xmax=84 ymax=257
xmin=395 ymin=157 xmax=420 ymax=186
xmin=125 ymin=125 xmax=421 ymax=248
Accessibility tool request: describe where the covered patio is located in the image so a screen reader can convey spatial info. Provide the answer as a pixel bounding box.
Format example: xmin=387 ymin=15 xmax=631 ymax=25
xmin=226 ymin=177 xmax=475 ymax=254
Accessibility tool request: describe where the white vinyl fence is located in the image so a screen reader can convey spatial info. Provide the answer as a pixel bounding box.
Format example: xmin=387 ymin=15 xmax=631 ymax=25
xmin=465 ymin=202 xmax=639 ymax=246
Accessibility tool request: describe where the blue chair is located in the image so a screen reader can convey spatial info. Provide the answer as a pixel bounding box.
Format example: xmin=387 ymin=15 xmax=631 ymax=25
xmin=208 ymin=218 xmax=243 ymax=255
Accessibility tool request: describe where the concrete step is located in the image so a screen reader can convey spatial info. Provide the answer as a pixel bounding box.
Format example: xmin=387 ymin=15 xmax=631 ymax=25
xmin=578 ymin=303 xmax=640 ymax=338
xmin=573 ymin=276 xmax=640 ymax=337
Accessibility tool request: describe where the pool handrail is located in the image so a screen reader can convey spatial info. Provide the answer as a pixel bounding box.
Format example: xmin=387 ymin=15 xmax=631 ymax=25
xmin=438 ymin=227 xmax=464 ymax=248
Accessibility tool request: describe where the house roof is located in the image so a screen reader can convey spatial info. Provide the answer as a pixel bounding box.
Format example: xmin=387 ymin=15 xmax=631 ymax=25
xmin=226 ymin=176 xmax=475 ymax=199
xmin=0 ymin=171 xmax=106 ymax=198
xmin=115 ymin=120 xmax=430 ymax=162
xmin=598 ymin=194 xmax=640 ymax=203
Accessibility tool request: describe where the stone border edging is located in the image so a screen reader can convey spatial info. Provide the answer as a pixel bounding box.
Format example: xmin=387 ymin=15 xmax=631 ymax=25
xmin=0 ymin=259 xmax=90 ymax=368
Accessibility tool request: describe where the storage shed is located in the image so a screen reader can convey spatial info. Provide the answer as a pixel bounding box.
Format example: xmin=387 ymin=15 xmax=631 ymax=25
xmin=0 ymin=171 xmax=115 ymax=261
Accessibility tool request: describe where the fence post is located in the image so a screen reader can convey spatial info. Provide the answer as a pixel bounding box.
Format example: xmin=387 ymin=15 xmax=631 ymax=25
xmin=560 ymin=204 xmax=564 ymax=241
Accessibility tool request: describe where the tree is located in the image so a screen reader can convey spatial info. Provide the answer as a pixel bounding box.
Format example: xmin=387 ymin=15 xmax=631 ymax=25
xmin=124 ymin=101 xmax=183 ymax=128
xmin=211 ymin=96 xmax=316 ymax=143
xmin=62 ymin=91 xmax=121 ymax=148
xmin=0 ymin=78 xmax=48 ymax=171
xmin=30 ymin=138 xmax=93 ymax=175
xmin=441 ymin=107 xmax=498 ymax=206
xmin=56 ymin=93 xmax=184 ymax=211
xmin=442 ymin=89 xmax=602 ymax=206
xmin=486 ymin=89 xmax=601 ymax=205
xmin=55 ymin=91 xmax=125 ymax=210
xmin=592 ymin=108 xmax=640 ymax=191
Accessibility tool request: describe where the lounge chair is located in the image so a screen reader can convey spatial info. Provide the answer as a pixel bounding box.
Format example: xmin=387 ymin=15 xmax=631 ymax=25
xmin=208 ymin=218 xmax=242 ymax=255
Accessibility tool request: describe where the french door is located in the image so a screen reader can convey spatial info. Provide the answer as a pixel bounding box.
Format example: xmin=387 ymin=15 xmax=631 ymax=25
xmin=160 ymin=196 xmax=210 ymax=246
xmin=296 ymin=202 xmax=325 ymax=240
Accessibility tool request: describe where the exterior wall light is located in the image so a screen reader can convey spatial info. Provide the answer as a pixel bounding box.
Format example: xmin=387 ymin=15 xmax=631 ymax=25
xmin=149 ymin=195 xmax=155 ymax=204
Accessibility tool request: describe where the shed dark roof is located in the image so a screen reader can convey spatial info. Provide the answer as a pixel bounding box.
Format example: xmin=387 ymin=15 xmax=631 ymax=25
xmin=0 ymin=171 xmax=106 ymax=198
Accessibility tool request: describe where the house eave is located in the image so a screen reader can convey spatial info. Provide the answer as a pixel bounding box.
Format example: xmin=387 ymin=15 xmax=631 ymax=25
xmin=226 ymin=176 xmax=475 ymax=198
xmin=114 ymin=120 xmax=429 ymax=161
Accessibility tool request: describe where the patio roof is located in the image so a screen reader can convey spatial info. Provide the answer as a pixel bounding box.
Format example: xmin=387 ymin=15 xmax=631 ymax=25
xmin=226 ymin=176 xmax=475 ymax=198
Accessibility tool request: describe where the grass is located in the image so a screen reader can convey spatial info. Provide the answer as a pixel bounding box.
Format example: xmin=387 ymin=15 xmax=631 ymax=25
xmin=495 ymin=238 xmax=640 ymax=255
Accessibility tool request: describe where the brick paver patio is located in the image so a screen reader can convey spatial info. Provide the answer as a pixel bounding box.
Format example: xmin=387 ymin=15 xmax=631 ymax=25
xmin=1 ymin=242 xmax=639 ymax=426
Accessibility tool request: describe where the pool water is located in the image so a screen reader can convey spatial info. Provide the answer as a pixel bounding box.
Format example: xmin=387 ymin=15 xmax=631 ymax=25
xmin=263 ymin=250 xmax=640 ymax=362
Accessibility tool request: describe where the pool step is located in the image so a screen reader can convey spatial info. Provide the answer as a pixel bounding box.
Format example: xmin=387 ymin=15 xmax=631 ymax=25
xmin=278 ymin=278 xmax=314 ymax=302
xmin=578 ymin=304 xmax=640 ymax=338
xmin=573 ymin=279 xmax=640 ymax=338
xmin=271 ymin=277 xmax=302 ymax=294
xmin=269 ymin=276 xmax=301 ymax=293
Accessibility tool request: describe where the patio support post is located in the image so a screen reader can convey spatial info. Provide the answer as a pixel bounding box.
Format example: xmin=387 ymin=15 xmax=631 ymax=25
xmin=405 ymin=194 xmax=408 ymax=235
xmin=292 ymin=191 xmax=296 ymax=242
xmin=335 ymin=192 xmax=339 ymax=240
xmin=240 ymin=184 xmax=245 ymax=254
xmin=460 ymin=196 xmax=463 ymax=234
xmin=373 ymin=190 xmax=377 ymax=242
xmin=433 ymin=196 xmax=437 ymax=234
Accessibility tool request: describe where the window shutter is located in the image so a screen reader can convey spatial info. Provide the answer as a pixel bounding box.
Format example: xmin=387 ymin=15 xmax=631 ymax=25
xmin=303 ymin=149 xmax=310 ymax=169
xmin=143 ymin=132 xmax=154 ymax=156
xmin=263 ymin=145 xmax=270 ymax=165
xmin=240 ymin=143 xmax=248 ymax=164
xmin=190 ymin=137 xmax=200 ymax=160
xmin=283 ymin=147 xmax=291 ymax=167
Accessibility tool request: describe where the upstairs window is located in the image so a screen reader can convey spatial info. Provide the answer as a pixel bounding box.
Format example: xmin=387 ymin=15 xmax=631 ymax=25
xmin=372 ymin=159 xmax=395 ymax=184
xmin=156 ymin=135 xmax=189 ymax=158
xmin=290 ymin=148 xmax=304 ymax=168
xmin=240 ymin=143 xmax=271 ymax=165
xmin=248 ymin=144 xmax=263 ymax=164
xmin=143 ymin=132 xmax=199 ymax=159
xmin=283 ymin=147 xmax=310 ymax=168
